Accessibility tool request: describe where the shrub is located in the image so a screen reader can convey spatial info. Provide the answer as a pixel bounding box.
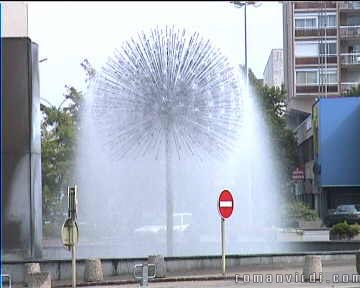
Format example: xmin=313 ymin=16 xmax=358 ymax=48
xmin=330 ymin=221 xmax=360 ymax=239
xmin=284 ymin=201 xmax=319 ymax=221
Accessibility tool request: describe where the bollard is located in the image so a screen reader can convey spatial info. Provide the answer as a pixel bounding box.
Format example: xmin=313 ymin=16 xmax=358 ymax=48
xmin=25 ymin=263 xmax=41 ymax=286
xmin=134 ymin=264 xmax=156 ymax=287
xmin=148 ymin=255 xmax=166 ymax=278
xmin=356 ymin=254 xmax=360 ymax=274
xmin=303 ymin=255 xmax=322 ymax=282
xmin=84 ymin=259 xmax=103 ymax=282
xmin=27 ymin=272 xmax=51 ymax=288
xmin=1 ymin=274 xmax=11 ymax=288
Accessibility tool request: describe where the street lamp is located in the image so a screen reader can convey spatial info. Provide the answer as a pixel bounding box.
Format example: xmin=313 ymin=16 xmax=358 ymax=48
xmin=231 ymin=1 xmax=261 ymax=229
xmin=230 ymin=1 xmax=261 ymax=83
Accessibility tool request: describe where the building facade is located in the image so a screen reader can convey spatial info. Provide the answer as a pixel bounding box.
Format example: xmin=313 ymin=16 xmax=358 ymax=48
xmin=283 ymin=1 xmax=360 ymax=117
xmin=1 ymin=2 xmax=43 ymax=259
xmin=313 ymin=98 xmax=360 ymax=218
xmin=263 ymin=49 xmax=284 ymax=87
xmin=284 ymin=1 xmax=360 ymax=216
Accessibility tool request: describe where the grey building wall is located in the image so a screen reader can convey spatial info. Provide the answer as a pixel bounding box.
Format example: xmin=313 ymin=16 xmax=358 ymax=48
xmin=263 ymin=49 xmax=284 ymax=87
xmin=1 ymin=37 xmax=42 ymax=260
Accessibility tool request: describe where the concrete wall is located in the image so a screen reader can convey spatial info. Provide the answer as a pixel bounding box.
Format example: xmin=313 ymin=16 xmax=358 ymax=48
xmin=263 ymin=49 xmax=284 ymax=87
xmin=2 ymin=251 xmax=359 ymax=283
xmin=1 ymin=37 xmax=42 ymax=260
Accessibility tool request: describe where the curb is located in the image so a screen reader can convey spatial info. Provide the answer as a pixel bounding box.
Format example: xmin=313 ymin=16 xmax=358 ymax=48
xmin=53 ymin=275 xmax=239 ymax=287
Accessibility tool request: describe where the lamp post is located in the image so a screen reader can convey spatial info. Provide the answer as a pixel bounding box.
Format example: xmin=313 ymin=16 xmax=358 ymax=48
xmin=230 ymin=1 xmax=261 ymax=82
xmin=231 ymin=1 xmax=261 ymax=229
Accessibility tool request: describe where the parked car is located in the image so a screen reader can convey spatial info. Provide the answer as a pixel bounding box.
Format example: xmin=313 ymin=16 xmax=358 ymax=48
xmin=134 ymin=213 xmax=192 ymax=236
xmin=324 ymin=204 xmax=360 ymax=227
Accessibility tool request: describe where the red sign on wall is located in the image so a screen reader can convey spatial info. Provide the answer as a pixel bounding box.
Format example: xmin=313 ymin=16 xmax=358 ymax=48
xmin=292 ymin=168 xmax=305 ymax=181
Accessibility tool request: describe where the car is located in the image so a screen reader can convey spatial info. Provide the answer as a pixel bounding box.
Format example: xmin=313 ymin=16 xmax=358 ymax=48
xmin=324 ymin=204 xmax=360 ymax=227
xmin=134 ymin=213 xmax=192 ymax=236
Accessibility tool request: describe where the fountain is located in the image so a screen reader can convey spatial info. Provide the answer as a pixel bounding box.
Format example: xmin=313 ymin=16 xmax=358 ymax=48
xmin=71 ymin=25 xmax=283 ymax=259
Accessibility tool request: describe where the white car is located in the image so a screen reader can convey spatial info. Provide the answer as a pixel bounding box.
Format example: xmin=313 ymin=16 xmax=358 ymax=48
xmin=134 ymin=213 xmax=192 ymax=235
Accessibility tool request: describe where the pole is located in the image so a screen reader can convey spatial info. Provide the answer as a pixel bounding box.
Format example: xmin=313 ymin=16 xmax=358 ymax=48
xmin=166 ymin=126 xmax=173 ymax=257
xmin=72 ymin=243 xmax=76 ymax=288
xmin=221 ymin=217 xmax=225 ymax=276
xmin=244 ymin=3 xmax=248 ymax=83
xmin=244 ymin=2 xmax=253 ymax=227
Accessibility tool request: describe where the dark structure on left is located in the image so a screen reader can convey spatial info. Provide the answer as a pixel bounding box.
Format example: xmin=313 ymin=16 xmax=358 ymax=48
xmin=1 ymin=37 xmax=43 ymax=259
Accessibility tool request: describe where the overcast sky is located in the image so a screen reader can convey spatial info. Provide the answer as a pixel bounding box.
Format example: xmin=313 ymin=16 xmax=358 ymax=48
xmin=27 ymin=1 xmax=283 ymax=106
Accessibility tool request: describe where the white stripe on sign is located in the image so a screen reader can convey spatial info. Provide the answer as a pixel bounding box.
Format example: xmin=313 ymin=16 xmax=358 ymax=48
xmin=219 ymin=201 xmax=232 ymax=208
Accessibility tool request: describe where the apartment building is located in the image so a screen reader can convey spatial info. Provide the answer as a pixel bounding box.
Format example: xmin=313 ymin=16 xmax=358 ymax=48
xmin=283 ymin=2 xmax=360 ymax=214
xmin=263 ymin=49 xmax=284 ymax=87
xmin=283 ymin=1 xmax=360 ymax=119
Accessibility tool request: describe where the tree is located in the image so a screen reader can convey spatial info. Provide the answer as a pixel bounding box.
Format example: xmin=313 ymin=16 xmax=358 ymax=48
xmin=248 ymin=70 xmax=298 ymax=179
xmin=41 ymin=86 xmax=82 ymax=236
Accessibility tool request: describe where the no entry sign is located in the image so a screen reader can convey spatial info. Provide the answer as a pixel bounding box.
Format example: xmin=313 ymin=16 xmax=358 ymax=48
xmin=218 ymin=190 xmax=234 ymax=219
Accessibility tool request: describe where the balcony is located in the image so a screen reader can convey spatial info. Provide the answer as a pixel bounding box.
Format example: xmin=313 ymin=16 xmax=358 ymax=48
xmin=339 ymin=1 xmax=360 ymax=11
xmin=296 ymin=85 xmax=338 ymax=94
xmin=340 ymin=26 xmax=360 ymax=40
xmin=295 ymin=56 xmax=337 ymax=66
xmin=295 ymin=2 xmax=336 ymax=10
xmin=340 ymin=82 xmax=360 ymax=94
xmin=295 ymin=28 xmax=337 ymax=38
xmin=294 ymin=115 xmax=312 ymax=145
xmin=340 ymin=53 xmax=360 ymax=66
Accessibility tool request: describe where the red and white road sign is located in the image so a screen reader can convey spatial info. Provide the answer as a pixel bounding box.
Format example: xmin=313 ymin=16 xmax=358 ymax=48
xmin=218 ymin=190 xmax=234 ymax=219
xmin=292 ymin=167 xmax=305 ymax=181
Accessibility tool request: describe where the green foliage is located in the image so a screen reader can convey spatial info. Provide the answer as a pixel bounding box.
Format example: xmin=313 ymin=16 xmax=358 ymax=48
xmin=343 ymin=84 xmax=360 ymax=97
xmin=283 ymin=201 xmax=318 ymax=221
xmin=41 ymin=86 xmax=82 ymax=237
xmin=248 ymin=70 xmax=298 ymax=178
xmin=330 ymin=221 xmax=360 ymax=239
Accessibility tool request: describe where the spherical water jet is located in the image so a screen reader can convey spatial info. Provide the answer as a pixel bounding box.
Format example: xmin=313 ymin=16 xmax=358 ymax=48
xmin=91 ymin=26 xmax=243 ymax=256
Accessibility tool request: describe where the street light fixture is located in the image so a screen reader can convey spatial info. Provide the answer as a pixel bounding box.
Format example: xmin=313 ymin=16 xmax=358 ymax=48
xmin=230 ymin=1 xmax=262 ymax=83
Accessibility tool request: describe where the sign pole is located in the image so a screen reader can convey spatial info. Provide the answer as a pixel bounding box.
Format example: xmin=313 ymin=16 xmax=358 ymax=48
xmin=61 ymin=186 xmax=79 ymax=288
xmin=221 ymin=217 xmax=225 ymax=276
xmin=218 ymin=189 xmax=233 ymax=277
xmin=72 ymin=242 xmax=76 ymax=288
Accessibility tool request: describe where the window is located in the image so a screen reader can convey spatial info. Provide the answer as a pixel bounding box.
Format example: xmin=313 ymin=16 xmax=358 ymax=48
xmin=295 ymin=18 xmax=305 ymax=28
xmin=295 ymin=13 xmax=336 ymax=29
xmin=320 ymin=70 xmax=337 ymax=84
xmin=319 ymin=14 xmax=336 ymax=28
xmin=295 ymin=16 xmax=317 ymax=29
xmin=296 ymin=70 xmax=318 ymax=85
xmin=295 ymin=41 xmax=336 ymax=57
xmin=297 ymin=70 xmax=337 ymax=85
xmin=347 ymin=15 xmax=360 ymax=26
xmin=295 ymin=42 xmax=319 ymax=57
xmin=319 ymin=42 xmax=336 ymax=55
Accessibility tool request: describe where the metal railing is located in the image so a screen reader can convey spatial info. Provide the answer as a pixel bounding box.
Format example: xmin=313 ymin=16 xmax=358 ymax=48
xmin=340 ymin=26 xmax=360 ymax=39
xmin=294 ymin=116 xmax=312 ymax=145
xmin=134 ymin=264 xmax=156 ymax=287
xmin=340 ymin=53 xmax=360 ymax=65
xmin=340 ymin=82 xmax=360 ymax=93
xmin=339 ymin=1 xmax=360 ymax=10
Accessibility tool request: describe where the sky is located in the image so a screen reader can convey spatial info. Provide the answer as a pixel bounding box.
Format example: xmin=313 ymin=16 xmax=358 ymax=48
xmin=27 ymin=1 xmax=283 ymax=106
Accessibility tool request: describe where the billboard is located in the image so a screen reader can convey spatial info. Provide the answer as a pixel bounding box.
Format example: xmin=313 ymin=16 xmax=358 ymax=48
xmin=314 ymin=97 xmax=360 ymax=187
